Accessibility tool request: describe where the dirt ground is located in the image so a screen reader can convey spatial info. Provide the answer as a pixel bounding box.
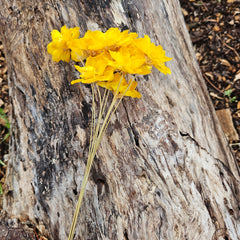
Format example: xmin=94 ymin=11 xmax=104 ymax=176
xmin=0 ymin=42 xmax=8 ymax=196
xmin=180 ymin=0 xmax=240 ymax=165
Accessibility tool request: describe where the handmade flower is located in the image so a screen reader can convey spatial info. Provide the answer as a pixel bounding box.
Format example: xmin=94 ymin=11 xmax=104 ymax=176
xmin=81 ymin=28 xmax=138 ymax=53
xmin=47 ymin=25 xmax=80 ymax=62
xmin=72 ymin=51 xmax=115 ymax=84
xmin=109 ymin=46 xmax=152 ymax=75
xmin=134 ymin=35 xmax=172 ymax=74
xmin=97 ymin=72 xmax=141 ymax=98
xmin=68 ymin=38 xmax=88 ymax=62
xmin=47 ymin=26 xmax=172 ymax=240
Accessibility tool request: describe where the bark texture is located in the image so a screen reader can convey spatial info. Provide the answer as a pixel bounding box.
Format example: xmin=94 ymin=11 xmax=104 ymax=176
xmin=0 ymin=0 xmax=240 ymax=239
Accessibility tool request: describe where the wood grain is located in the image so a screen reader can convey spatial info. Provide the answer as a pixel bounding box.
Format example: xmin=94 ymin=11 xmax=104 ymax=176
xmin=0 ymin=0 xmax=239 ymax=239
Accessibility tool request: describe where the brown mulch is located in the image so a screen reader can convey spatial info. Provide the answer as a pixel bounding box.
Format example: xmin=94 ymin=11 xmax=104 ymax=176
xmin=0 ymin=41 xmax=8 ymax=197
xmin=180 ymin=0 xmax=240 ymax=166
xmin=0 ymin=0 xmax=239 ymax=212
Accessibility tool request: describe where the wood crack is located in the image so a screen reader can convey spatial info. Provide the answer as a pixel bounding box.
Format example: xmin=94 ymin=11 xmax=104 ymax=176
xmin=179 ymin=131 xmax=239 ymax=181
xmin=122 ymin=101 xmax=140 ymax=147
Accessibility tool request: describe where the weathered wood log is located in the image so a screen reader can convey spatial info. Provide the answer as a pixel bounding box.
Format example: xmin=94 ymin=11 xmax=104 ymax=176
xmin=0 ymin=0 xmax=239 ymax=239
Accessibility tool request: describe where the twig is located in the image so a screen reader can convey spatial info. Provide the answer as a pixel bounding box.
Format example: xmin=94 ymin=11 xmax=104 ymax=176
xmin=223 ymin=42 xmax=240 ymax=62
xmin=203 ymin=73 xmax=223 ymax=94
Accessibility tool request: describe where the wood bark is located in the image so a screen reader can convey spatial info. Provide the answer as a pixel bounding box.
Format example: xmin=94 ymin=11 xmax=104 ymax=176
xmin=0 ymin=0 xmax=240 ymax=239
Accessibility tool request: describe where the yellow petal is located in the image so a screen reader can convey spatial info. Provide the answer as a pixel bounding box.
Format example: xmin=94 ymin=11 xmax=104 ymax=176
xmin=51 ymin=30 xmax=62 ymax=40
xmin=69 ymin=38 xmax=88 ymax=61
xmin=70 ymin=27 xmax=80 ymax=39
xmin=71 ymin=79 xmax=83 ymax=85
xmin=60 ymin=25 xmax=69 ymax=35
xmin=47 ymin=42 xmax=55 ymax=55
xmin=155 ymin=64 xmax=171 ymax=75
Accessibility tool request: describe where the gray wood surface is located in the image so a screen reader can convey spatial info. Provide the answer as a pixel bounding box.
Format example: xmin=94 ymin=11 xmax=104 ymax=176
xmin=0 ymin=0 xmax=239 ymax=239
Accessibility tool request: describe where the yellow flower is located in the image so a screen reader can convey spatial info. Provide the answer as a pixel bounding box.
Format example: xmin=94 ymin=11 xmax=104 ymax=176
xmin=81 ymin=30 xmax=106 ymax=53
xmin=47 ymin=25 xmax=80 ymax=62
xmin=115 ymin=29 xmax=138 ymax=47
xmin=97 ymin=73 xmax=141 ymax=98
xmin=134 ymin=35 xmax=172 ymax=74
xmin=109 ymin=46 xmax=152 ymax=75
xmin=48 ymin=26 xmax=172 ymax=98
xmin=71 ymin=52 xmax=115 ymax=84
xmin=69 ymin=38 xmax=88 ymax=62
xmin=81 ymin=28 xmax=138 ymax=53
xmin=103 ymin=28 xmax=138 ymax=49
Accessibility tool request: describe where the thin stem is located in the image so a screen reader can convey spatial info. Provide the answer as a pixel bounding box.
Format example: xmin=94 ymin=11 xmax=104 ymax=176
xmin=68 ymin=151 xmax=95 ymax=240
xmin=101 ymin=88 xmax=110 ymax=122
xmin=89 ymin=84 xmax=96 ymax=153
xmin=92 ymin=96 xmax=117 ymax=155
xmin=101 ymin=79 xmax=134 ymax=136
xmin=68 ymin=76 xmax=134 ymax=240
xmin=68 ymin=96 xmax=117 ymax=240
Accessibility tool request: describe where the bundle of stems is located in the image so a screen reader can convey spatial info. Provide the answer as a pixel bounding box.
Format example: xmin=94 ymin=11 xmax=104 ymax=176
xmin=68 ymin=77 xmax=133 ymax=240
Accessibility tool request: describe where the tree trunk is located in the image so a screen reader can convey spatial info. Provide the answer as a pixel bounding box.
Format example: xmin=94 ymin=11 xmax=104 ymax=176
xmin=0 ymin=0 xmax=239 ymax=239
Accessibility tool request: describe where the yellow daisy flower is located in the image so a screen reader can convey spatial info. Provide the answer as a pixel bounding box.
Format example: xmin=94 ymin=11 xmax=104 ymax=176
xmin=71 ymin=52 xmax=115 ymax=84
xmin=134 ymin=35 xmax=172 ymax=74
xmin=47 ymin=25 xmax=80 ymax=62
xmin=109 ymin=46 xmax=152 ymax=75
xmin=97 ymin=72 xmax=141 ymax=98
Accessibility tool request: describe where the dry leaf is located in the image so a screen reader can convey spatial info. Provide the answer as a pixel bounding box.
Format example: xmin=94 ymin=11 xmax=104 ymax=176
xmin=205 ymin=72 xmax=214 ymax=80
xmin=213 ymin=25 xmax=220 ymax=31
xmin=216 ymin=108 xmax=239 ymax=141
xmin=210 ymin=92 xmax=224 ymax=100
xmin=219 ymin=59 xmax=231 ymax=67
xmin=234 ymin=72 xmax=240 ymax=82
xmin=181 ymin=8 xmax=188 ymax=16
xmin=237 ymin=101 xmax=240 ymax=110
xmin=0 ymin=99 xmax=4 ymax=107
